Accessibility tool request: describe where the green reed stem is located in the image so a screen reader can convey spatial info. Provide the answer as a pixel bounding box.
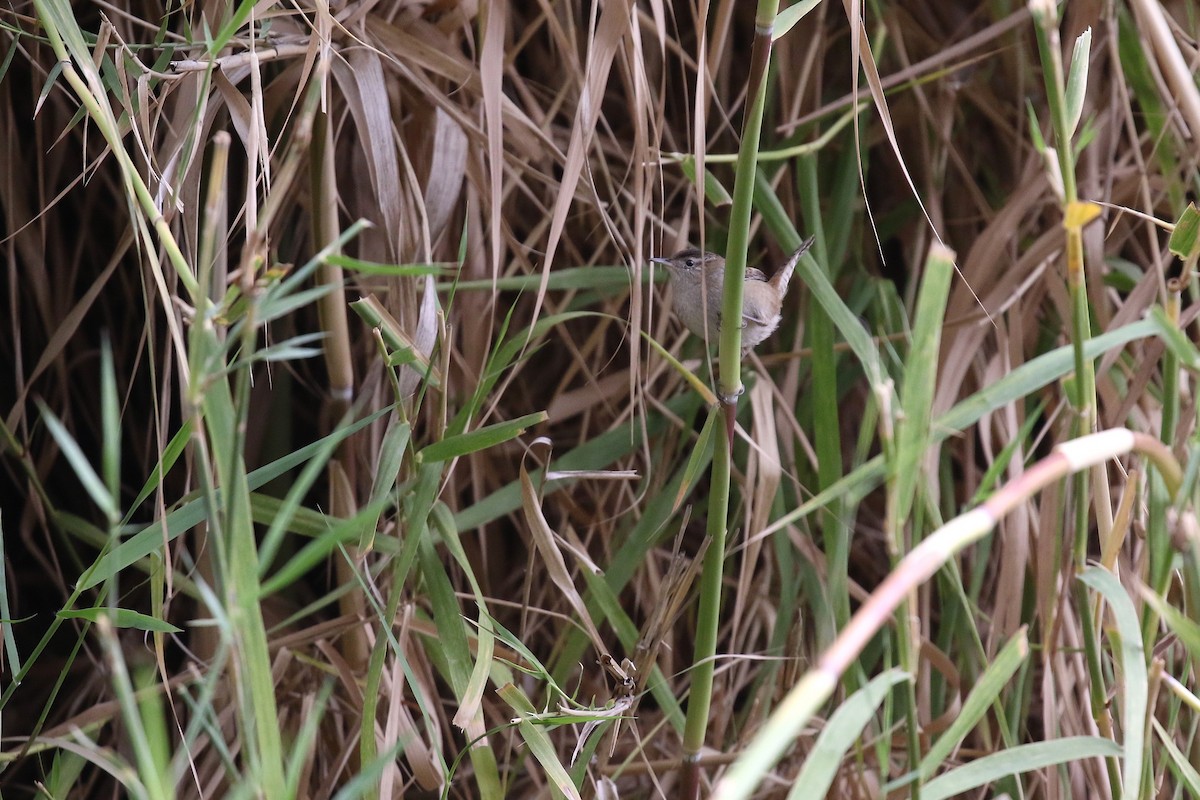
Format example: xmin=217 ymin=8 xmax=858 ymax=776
xmin=681 ymin=1 xmax=779 ymax=797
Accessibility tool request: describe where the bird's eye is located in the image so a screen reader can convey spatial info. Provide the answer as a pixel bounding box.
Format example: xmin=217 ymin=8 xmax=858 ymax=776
xmin=685 ymin=259 xmax=695 ymax=268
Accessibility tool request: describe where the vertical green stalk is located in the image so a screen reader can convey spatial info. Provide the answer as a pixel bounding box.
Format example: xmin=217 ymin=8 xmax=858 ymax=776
xmin=1031 ymin=3 xmax=1096 ymax=430
xmin=1031 ymin=2 xmax=1096 ymax=462
xmin=1145 ymin=284 xmax=1181 ymax=640
xmin=797 ymin=155 xmax=849 ymax=643
xmin=1032 ymin=8 xmax=1120 ymax=792
xmin=682 ymin=430 xmax=731 ymax=786
xmin=1032 ymin=4 xmax=1079 ymax=206
xmin=681 ymin=1 xmax=778 ymax=797
xmin=716 ymin=0 xmax=778 ymax=398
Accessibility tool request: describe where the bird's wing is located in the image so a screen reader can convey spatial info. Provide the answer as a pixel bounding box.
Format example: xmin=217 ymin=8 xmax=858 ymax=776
xmin=746 ymin=267 xmax=769 ymax=282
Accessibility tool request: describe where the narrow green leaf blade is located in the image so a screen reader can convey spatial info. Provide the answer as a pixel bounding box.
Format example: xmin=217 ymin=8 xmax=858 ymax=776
xmin=37 ymin=402 xmax=118 ymax=522
xmin=1078 ymin=567 xmax=1147 ymax=799
xmin=921 ymin=628 xmax=1030 ymax=779
xmin=420 ymin=412 xmax=547 ymax=463
xmin=1065 ymin=28 xmax=1092 ymax=139
xmin=1168 ymin=203 xmax=1200 ymax=259
xmin=892 ymin=243 xmax=955 ymax=524
xmin=922 ymin=737 xmax=1121 ymax=800
xmin=58 ymin=607 xmax=182 ymax=634
xmin=789 ymin=670 xmax=909 ymax=798
xmin=498 ymin=683 xmax=583 ymax=800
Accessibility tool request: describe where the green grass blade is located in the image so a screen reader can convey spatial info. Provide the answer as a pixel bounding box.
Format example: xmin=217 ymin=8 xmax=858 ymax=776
xmin=420 ymin=411 xmax=547 ymax=463
xmin=123 ymin=420 xmax=193 ymax=526
xmin=57 ymin=608 xmax=182 ymax=634
xmin=920 ymin=737 xmax=1122 ymax=800
xmin=417 ymin=500 xmax=502 ymax=796
xmin=1146 ymin=306 xmax=1200 ymax=371
xmin=79 ymin=407 xmax=390 ymax=590
xmin=498 ymin=683 xmax=583 ymax=800
xmin=1065 ymin=28 xmax=1092 ymax=140
xmin=1079 ymin=566 xmax=1148 ymax=798
xmin=890 ymin=244 xmax=954 ymax=526
xmin=0 ymin=512 xmax=19 ymax=674
xmin=921 ymin=629 xmax=1029 ymax=779
xmin=100 ymin=336 xmax=119 ymax=510
xmin=936 ymin=320 xmax=1155 ymax=434
xmin=788 ymin=670 xmax=910 ymax=798
xmin=1153 ymin=717 xmax=1200 ymax=795
xmin=36 ymin=402 xmax=118 ymax=524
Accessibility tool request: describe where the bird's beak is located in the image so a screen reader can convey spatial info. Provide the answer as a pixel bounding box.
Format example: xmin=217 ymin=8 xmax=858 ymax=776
xmin=650 ymin=257 xmax=670 ymax=266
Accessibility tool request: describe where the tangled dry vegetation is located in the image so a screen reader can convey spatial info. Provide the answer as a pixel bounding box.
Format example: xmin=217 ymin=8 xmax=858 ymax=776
xmin=3 ymin=0 xmax=1200 ymax=798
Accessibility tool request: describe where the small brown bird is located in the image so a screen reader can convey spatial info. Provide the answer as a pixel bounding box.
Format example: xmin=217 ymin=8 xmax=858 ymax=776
xmin=652 ymin=237 xmax=815 ymax=352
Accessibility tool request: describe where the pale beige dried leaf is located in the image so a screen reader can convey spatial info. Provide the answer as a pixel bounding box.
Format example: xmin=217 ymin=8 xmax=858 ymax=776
xmin=397 ymin=275 xmax=440 ymax=396
xmin=421 ymin=107 xmax=468 ymax=245
xmin=370 ymin=19 xmax=558 ymax=161
xmin=480 ymin=1 xmax=505 ymax=278
xmin=842 ymin=0 xmax=942 ymax=247
xmin=545 ymin=371 xmax=629 ymax=422
xmin=520 ymin=446 xmax=609 ymax=659
xmin=214 ymin=71 xmax=255 ymax=162
xmin=333 ymin=49 xmax=403 ymax=258
xmin=1127 ymin=0 xmax=1200 ymax=141
xmin=535 ymin=0 xmax=631 ymax=322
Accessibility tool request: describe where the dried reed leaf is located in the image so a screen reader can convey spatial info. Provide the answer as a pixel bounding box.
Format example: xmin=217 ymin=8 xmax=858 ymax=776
xmin=333 ymin=49 xmax=403 ymax=257
xmin=842 ymin=0 xmax=942 ymax=243
xmin=731 ymin=381 xmax=780 ymax=645
xmin=519 ymin=441 xmax=608 ymax=659
xmin=480 ymin=2 xmax=504 ymax=278
xmin=421 ymin=107 xmax=468 ymax=245
xmin=536 ymin=0 xmax=631 ymax=319
xmin=397 ymin=275 xmax=440 ymax=396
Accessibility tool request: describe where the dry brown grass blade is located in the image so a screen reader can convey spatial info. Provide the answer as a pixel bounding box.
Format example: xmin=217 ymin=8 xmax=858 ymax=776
xmin=328 ymin=461 xmax=369 ymax=672
xmin=1127 ymin=0 xmax=1200 ymax=142
xmin=333 ymin=49 xmax=403 ymax=259
xmin=634 ymin=531 xmax=708 ymax=696
xmin=369 ymin=19 xmax=557 ymax=162
xmin=981 ymin=354 xmax=1038 ymax=648
xmin=396 ymin=275 xmax=440 ymax=398
xmin=348 ymin=611 xmax=446 ymax=793
xmin=546 ymin=371 xmax=630 ymax=423
xmin=933 ymin=164 xmax=1049 ymax=420
xmin=213 ymin=71 xmax=256 ymax=172
xmin=520 ymin=441 xmax=609 ymax=660
xmin=5 ymin=231 xmax=130 ymax=431
xmin=534 ymin=0 xmax=632 ymax=325
xmin=689 ymin=2 xmax=712 ymax=253
xmin=311 ymin=110 xmax=354 ymax=398
xmin=841 ymin=0 xmax=943 ymax=249
xmin=731 ymin=381 xmax=781 ymax=652
xmin=418 ymin=107 xmax=468 ymax=246
xmin=617 ymin=14 xmax=656 ymax=433
xmin=381 ymin=620 xmax=443 ymax=794
xmin=480 ymin=1 xmax=505 ymax=280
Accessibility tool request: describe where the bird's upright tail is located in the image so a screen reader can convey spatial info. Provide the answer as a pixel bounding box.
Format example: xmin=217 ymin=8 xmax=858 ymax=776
xmin=773 ymin=236 xmax=816 ymax=295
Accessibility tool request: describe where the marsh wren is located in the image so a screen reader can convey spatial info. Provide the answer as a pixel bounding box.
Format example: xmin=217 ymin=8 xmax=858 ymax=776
xmin=653 ymin=237 xmax=815 ymax=352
